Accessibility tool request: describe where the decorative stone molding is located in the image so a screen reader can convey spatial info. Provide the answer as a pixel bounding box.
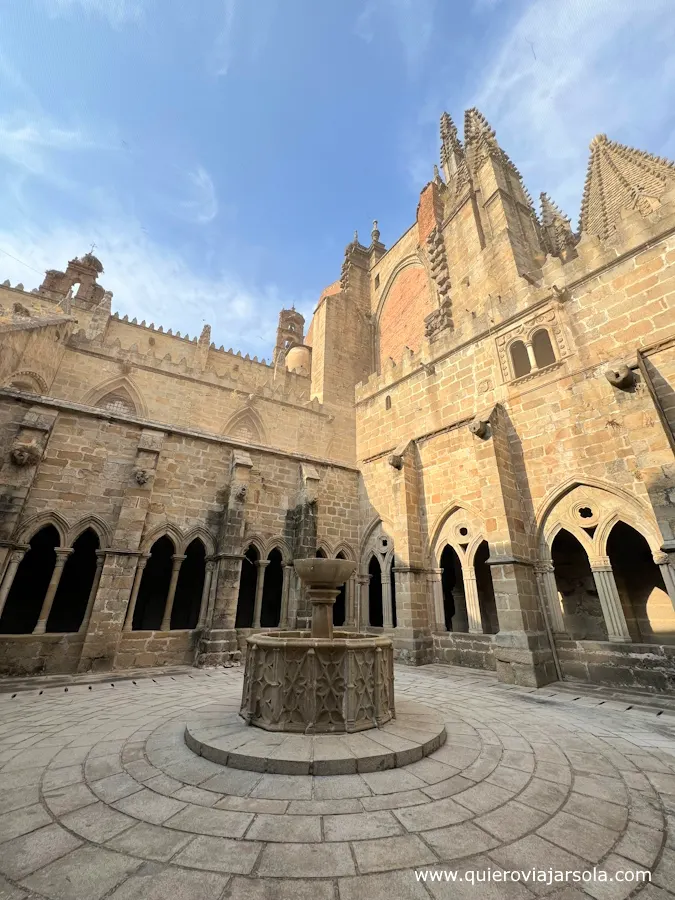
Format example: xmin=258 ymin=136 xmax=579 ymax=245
xmin=133 ymin=468 xmax=150 ymax=486
xmin=495 ymin=307 xmax=568 ymax=383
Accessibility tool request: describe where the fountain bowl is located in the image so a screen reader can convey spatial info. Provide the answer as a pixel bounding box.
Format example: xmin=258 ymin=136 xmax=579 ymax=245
xmin=239 ymin=557 xmax=395 ymax=733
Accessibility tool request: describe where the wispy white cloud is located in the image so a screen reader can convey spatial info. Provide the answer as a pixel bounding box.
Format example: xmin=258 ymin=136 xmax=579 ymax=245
xmin=38 ymin=0 xmax=146 ymax=26
xmin=214 ymin=0 xmax=238 ymax=76
xmin=0 ymin=116 xmax=95 ymax=177
xmin=468 ymin=0 xmax=675 ymax=220
xmin=356 ymin=0 xmax=436 ymax=75
xmin=179 ymin=166 xmax=219 ymax=224
xmin=0 ymin=219 xmax=282 ymax=356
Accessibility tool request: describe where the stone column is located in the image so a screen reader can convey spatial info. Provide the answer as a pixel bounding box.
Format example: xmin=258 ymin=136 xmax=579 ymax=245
xmin=345 ymin=573 xmax=357 ymax=627
xmin=197 ymin=560 xmax=216 ymax=629
xmin=462 ymin=568 xmax=483 ymax=634
xmin=590 ymin=558 xmax=632 ymax=643
xmin=428 ymin=569 xmax=446 ymax=632
xmin=381 ymin=571 xmax=393 ymax=629
xmin=279 ymin=563 xmax=293 ymax=628
xmin=33 ymin=549 xmax=73 ymax=634
xmin=0 ymin=548 xmax=26 ymax=620
xmin=356 ymin=574 xmax=370 ymax=629
xmin=451 ymin=574 xmax=470 ymax=633
xmin=534 ymin=562 xmax=566 ymax=634
xmin=160 ymin=554 xmax=186 ymax=632
xmin=79 ymin=550 xmax=106 ymax=634
xmin=525 ymin=341 xmax=538 ymax=371
xmin=253 ymin=560 xmax=271 ymax=628
xmin=654 ymin=552 xmax=675 ymax=612
xmin=123 ymin=555 xmax=148 ymax=631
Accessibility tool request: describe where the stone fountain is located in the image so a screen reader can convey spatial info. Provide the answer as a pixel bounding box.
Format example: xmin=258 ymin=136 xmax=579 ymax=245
xmin=239 ymin=558 xmax=395 ymax=733
xmin=185 ymin=557 xmax=446 ymax=774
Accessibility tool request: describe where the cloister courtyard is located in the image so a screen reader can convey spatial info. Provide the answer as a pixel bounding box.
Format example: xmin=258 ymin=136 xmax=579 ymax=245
xmin=0 ymin=664 xmax=673 ymax=900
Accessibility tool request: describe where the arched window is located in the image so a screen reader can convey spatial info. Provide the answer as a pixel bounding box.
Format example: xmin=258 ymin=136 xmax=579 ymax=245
xmin=551 ymin=529 xmax=606 ymax=641
xmin=532 ymin=329 xmax=556 ymax=368
xmin=0 ymin=525 xmax=59 ymax=633
xmin=368 ymin=556 xmax=383 ymax=627
xmin=316 ymin=547 xmax=327 ymax=558
xmin=71 ymin=281 xmax=81 ymax=298
xmin=133 ymin=536 xmax=174 ymax=630
xmin=474 ymin=541 xmax=499 ymax=634
xmin=334 ymin=551 xmax=346 ymax=627
xmin=607 ymin=523 xmax=673 ymax=644
xmin=440 ymin=545 xmax=468 ymax=631
xmin=510 ymin=340 xmax=531 ymax=378
xmin=261 ymin=548 xmax=283 ymax=627
xmin=235 ymin=545 xmax=259 ymax=628
xmin=47 ymin=529 xmax=100 ymax=633
xmin=171 ymin=539 xmax=206 ymax=630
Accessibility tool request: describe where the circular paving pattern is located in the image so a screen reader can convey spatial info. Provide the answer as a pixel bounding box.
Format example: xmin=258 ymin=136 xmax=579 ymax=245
xmin=0 ymin=666 xmax=674 ymax=900
xmin=185 ymin=698 xmax=447 ymax=774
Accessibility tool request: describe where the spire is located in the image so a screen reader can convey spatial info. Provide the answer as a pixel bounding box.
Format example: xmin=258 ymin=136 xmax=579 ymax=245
xmin=440 ymin=112 xmax=464 ymax=181
xmin=371 ymin=219 xmax=380 ymax=243
xmin=580 ymin=133 xmax=675 ymax=240
xmin=540 ymin=193 xmax=578 ymax=260
xmin=463 ymin=107 xmax=500 ymax=159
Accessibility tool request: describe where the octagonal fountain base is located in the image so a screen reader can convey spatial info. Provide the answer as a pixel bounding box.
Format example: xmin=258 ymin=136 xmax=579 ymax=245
xmin=185 ymin=697 xmax=446 ymax=775
xmin=239 ymin=630 xmax=395 ymax=734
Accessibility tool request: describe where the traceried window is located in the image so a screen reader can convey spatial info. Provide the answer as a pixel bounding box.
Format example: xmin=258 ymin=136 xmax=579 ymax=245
xmin=98 ymin=392 xmax=135 ymax=415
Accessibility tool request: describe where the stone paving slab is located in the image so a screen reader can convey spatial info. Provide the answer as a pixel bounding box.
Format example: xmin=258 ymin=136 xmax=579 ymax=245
xmin=0 ymin=665 xmax=673 ymax=898
xmin=185 ymin=697 xmax=446 ymax=775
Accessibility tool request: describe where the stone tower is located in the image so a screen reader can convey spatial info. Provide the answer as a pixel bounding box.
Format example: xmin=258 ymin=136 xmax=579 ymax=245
xmin=273 ymin=307 xmax=305 ymax=367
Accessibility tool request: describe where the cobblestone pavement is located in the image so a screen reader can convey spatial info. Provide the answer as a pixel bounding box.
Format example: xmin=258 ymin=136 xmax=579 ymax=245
xmin=0 ymin=665 xmax=674 ymax=900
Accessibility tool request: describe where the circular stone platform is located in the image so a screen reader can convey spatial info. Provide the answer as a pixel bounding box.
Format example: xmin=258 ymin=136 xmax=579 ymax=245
xmin=184 ymin=698 xmax=446 ymax=775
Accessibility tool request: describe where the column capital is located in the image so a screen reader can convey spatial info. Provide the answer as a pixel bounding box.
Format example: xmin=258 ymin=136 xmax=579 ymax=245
xmin=534 ymin=562 xmax=555 ymax=574
xmin=171 ymin=554 xmax=187 ymax=563
xmin=256 ymin=559 xmax=271 ymax=569
xmin=653 ymin=551 xmax=670 ymax=566
xmin=54 ymin=548 xmax=74 ymax=563
xmin=589 ymin=556 xmax=611 ymax=570
xmin=8 ymin=549 xmax=27 ymax=564
xmin=205 ymin=559 xmax=216 ymax=572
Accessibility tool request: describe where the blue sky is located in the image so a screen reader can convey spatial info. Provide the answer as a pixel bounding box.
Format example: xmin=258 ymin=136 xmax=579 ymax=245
xmin=0 ymin=0 xmax=673 ymax=357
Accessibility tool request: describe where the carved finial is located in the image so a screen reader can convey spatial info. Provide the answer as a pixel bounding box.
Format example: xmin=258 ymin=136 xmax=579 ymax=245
xmin=353 ymin=229 xmax=359 ymax=245
xmin=371 ymin=219 xmax=380 ymax=243
xmin=199 ymin=323 xmax=211 ymax=344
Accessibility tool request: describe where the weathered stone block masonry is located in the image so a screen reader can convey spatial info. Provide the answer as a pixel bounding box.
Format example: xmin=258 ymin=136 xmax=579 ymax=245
xmin=1 ymin=109 xmax=675 ymax=690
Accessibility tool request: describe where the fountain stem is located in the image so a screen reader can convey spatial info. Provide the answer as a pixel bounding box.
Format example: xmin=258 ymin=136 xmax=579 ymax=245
xmin=307 ymin=586 xmax=339 ymax=640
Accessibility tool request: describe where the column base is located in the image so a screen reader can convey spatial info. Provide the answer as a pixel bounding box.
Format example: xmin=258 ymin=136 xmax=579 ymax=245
xmin=195 ymin=629 xmax=242 ymax=668
xmin=493 ymin=631 xmax=558 ymax=687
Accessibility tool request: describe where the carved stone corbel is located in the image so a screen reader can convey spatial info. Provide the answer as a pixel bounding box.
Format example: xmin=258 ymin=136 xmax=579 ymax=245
xmin=605 ymin=364 xmax=635 ymax=390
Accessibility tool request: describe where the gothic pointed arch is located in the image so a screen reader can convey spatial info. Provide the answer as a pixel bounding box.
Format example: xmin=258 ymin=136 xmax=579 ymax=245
xmin=84 ymin=376 xmax=147 ymax=418
xmin=375 ymin=254 xmax=435 ymax=370
xmin=16 ymin=511 xmax=69 ymax=546
xmin=180 ymin=526 xmax=216 ymax=556
xmin=67 ymin=515 xmax=113 ymax=549
xmin=534 ymin=477 xmax=659 ymax=559
xmin=140 ymin=522 xmax=183 ymax=554
xmin=224 ymin=406 xmax=267 ymax=445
